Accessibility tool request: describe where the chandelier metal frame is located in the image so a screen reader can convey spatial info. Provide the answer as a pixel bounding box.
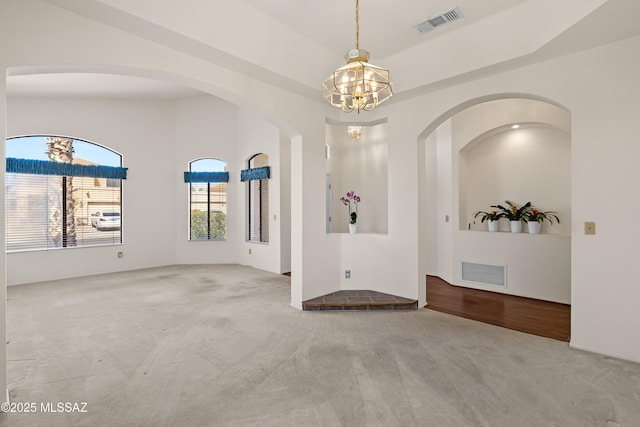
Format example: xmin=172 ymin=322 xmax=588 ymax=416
xmin=322 ymin=0 xmax=393 ymax=113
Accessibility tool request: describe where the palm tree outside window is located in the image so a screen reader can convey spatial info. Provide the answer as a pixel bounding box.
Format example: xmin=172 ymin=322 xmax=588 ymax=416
xmin=5 ymin=135 xmax=123 ymax=251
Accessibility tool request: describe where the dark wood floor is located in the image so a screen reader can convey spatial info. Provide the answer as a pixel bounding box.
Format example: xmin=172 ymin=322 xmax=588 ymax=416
xmin=426 ymin=275 xmax=571 ymax=341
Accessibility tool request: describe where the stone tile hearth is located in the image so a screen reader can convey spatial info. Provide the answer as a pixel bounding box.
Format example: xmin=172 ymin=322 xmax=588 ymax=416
xmin=302 ymin=290 xmax=418 ymax=311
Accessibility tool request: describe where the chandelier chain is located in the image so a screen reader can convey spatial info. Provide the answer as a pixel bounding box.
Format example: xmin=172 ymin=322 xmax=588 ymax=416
xmin=355 ymin=0 xmax=360 ymax=50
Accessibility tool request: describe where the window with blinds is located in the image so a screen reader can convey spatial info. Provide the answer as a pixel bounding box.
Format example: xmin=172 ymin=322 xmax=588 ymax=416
xmin=247 ymin=153 xmax=269 ymax=243
xmin=5 ymin=136 xmax=123 ymax=252
xmin=189 ymin=158 xmax=227 ymax=240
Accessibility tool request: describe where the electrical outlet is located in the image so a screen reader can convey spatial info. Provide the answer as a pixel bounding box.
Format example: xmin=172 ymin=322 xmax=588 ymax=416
xmin=584 ymin=222 xmax=596 ymax=235
xmin=445 ymin=215 xmax=449 ymax=222
xmin=345 ymin=270 xmax=351 ymax=279
xmin=249 ymin=248 xmax=252 ymax=255
xmin=117 ymin=252 xmax=123 ymax=258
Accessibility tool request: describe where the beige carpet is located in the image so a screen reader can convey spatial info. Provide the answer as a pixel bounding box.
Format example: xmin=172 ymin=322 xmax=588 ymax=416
xmin=3 ymin=264 xmax=640 ymax=426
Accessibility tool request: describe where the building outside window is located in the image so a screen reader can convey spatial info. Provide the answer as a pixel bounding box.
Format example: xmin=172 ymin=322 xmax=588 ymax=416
xmin=5 ymin=135 xmax=123 ymax=252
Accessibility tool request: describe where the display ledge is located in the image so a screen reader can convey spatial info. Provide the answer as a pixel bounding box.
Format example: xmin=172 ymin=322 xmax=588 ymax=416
xmin=460 ymin=229 xmax=571 ymax=237
xmin=328 ymin=232 xmax=389 ymax=236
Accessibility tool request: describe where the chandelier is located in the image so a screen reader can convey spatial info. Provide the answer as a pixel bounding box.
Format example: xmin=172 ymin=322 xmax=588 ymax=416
xmin=347 ymin=125 xmax=363 ymax=141
xmin=322 ymin=0 xmax=393 ymax=113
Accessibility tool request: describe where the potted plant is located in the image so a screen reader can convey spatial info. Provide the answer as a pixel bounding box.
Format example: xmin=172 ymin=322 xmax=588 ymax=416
xmin=491 ymin=200 xmax=532 ymax=233
xmin=340 ymin=191 xmax=361 ymax=234
xmin=472 ymin=209 xmax=503 ymax=232
xmin=524 ymin=208 xmax=560 ymax=234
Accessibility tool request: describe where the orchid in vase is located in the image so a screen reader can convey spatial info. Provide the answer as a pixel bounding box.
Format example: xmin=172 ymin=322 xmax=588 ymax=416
xmin=340 ymin=191 xmax=361 ymax=225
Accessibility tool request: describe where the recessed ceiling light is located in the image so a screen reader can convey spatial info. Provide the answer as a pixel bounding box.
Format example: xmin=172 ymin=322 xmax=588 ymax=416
xmin=511 ymin=124 xmax=520 ymax=129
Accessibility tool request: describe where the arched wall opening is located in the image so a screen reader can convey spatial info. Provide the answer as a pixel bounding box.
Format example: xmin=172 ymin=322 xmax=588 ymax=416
xmin=418 ymin=94 xmax=571 ymax=306
xmin=4 ymin=65 xmax=297 ymax=290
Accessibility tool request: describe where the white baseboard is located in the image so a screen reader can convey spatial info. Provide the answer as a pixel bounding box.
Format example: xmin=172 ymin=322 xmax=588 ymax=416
xmin=569 ymin=341 xmax=640 ymax=364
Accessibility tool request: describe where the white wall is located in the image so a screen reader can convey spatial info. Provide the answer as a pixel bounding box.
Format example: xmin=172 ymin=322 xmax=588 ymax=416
xmin=279 ymin=133 xmax=292 ymax=274
xmin=174 ymin=95 xmax=291 ymax=274
xmin=6 ymin=97 xmax=177 ymax=285
xmin=461 ymin=126 xmax=571 ymax=235
xmin=435 ymin=121 xmax=454 ymax=282
xmin=236 ymin=109 xmax=285 ymax=274
xmin=455 ymin=231 xmax=571 ymax=303
xmin=410 ymin=36 xmax=640 ymax=362
xmin=174 ymin=95 xmax=240 ymax=265
xmin=325 ymin=110 xmax=420 ymax=301
xmin=566 ymin=38 xmax=640 ymax=362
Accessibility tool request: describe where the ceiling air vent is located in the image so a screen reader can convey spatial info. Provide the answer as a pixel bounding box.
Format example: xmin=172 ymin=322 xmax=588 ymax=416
xmin=414 ymin=6 xmax=463 ymax=34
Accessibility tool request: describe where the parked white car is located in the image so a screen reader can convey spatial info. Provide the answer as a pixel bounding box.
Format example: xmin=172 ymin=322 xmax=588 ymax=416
xmin=90 ymin=211 xmax=121 ymax=230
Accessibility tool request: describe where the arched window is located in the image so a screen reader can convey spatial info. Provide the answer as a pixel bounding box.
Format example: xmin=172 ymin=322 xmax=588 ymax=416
xmin=5 ymin=135 xmax=125 ymax=251
xmin=246 ymin=153 xmax=269 ymax=243
xmin=188 ymin=158 xmax=227 ymax=240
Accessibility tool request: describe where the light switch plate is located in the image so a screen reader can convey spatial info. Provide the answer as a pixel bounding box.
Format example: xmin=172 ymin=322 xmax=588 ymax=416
xmin=585 ymin=222 xmax=596 ymax=235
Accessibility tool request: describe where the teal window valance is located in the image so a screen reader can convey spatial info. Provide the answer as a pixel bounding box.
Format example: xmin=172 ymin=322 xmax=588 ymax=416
xmin=240 ymin=166 xmax=270 ymax=182
xmin=183 ymin=171 xmax=229 ymax=183
xmin=6 ymin=158 xmax=128 ymax=179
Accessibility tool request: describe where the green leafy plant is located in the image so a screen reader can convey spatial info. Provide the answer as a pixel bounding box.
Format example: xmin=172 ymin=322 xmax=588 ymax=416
xmin=491 ymin=200 xmax=532 ymax=221
xmin=472 ymin=209 xmax=503 ymax=223
xmin=524 ymin=208 xmax=560 ymax=225
xmin=190 ymin=210 xmax=226 ymax=240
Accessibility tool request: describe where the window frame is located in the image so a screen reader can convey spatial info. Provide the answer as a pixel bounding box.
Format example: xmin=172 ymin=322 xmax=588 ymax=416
xmin=246 ymin=153 xmax=269 ymax=244
xmin=5 ymin=135 xmax=124 ymax=253
xmin=188 ymin=158 xmax=228 ymax=241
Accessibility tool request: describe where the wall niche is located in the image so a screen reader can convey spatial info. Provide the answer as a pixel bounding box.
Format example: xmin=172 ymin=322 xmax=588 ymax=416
xmin=325 ymin=120 xmax=388 ymax=234
xmin=456 ymin=99 xmax=571 ymax=235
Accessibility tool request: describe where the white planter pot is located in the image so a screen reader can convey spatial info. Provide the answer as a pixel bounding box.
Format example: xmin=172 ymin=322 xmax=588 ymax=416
xmin=487 ymin=220 xmax=499 ymax=232
xmin=510 ymin=220 xmax=523 ymax=233
xmin=528 ymin=221 xmax=541 ymax=234
xmin=349 ymin=223 xmax=358 ymax=234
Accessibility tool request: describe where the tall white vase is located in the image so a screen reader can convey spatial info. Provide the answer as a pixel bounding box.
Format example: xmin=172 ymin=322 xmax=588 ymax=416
xmin=510 ymin=220 xmax=523 ymax=233
xmin=349 ymin=223 xmax=358 ymax=234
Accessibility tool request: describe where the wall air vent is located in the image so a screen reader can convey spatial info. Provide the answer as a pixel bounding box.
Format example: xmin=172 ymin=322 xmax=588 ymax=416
xmin=414 ymin=6 xmax=463 ymax=34
xmin=461 ymin=261 xmax=506 ymax=288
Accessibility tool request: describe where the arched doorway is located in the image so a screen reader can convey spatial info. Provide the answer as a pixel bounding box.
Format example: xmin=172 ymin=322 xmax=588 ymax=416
xmin=418 ymin=95 xmax=571 ymax=310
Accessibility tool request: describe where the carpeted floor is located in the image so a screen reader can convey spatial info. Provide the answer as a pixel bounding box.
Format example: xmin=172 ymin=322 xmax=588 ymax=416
xmin=2 ymin=264 xmax=640 ymax=426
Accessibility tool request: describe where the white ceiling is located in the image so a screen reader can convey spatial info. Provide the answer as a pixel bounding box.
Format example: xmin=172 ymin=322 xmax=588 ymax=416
xmin=6 ymin=73 xmax=202 ymax=100
xmin=241 ymin=0 xmax=525 ymax=59
xmin=8 ymin=0 xmax=640 ymax=102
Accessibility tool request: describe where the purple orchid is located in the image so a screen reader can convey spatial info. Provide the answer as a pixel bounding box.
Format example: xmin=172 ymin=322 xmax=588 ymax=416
xmin=340 ymin=191 xmax=361 ymax=224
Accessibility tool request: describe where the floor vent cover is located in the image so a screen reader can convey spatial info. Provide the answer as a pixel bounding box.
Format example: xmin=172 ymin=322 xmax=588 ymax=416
xmin=461 ymin=262 xmax=506 ymax=287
